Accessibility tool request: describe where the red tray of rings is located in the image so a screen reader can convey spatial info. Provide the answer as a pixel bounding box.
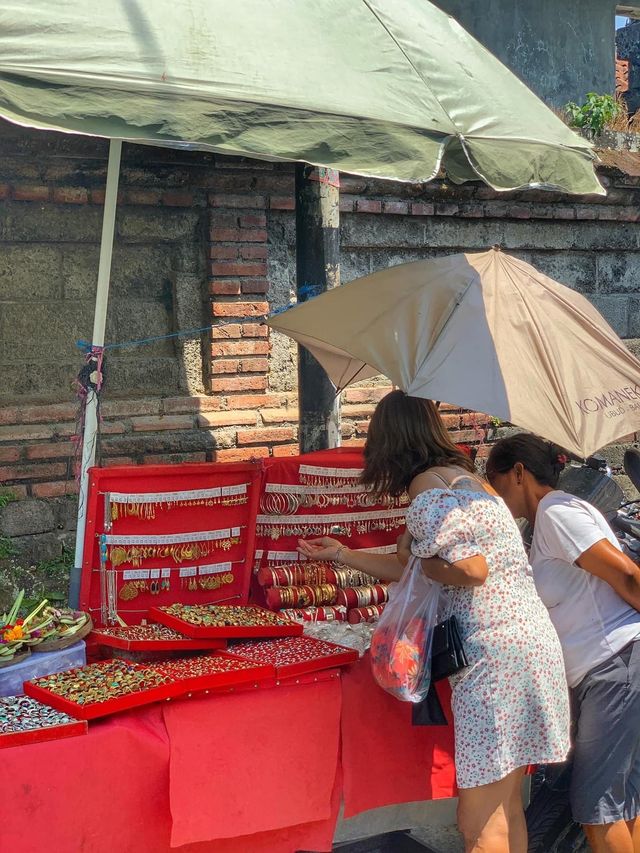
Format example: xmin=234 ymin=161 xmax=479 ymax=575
xmin=24 ymin=654 xmax=277 ymax=720
xmin=222 ymin=635 xmax=359 ymax=679
xmin=24 ymin=659 xmax=178 ymax=721
xmin=90 ymin=623 xmax=227 ymax=652
xmin=0 ymin=695 xmax=88 ymax=748
xmin=149 ymin=604 xmax=304 ymax=639
xmin=149 ymin=653 xmax=276 ymax=696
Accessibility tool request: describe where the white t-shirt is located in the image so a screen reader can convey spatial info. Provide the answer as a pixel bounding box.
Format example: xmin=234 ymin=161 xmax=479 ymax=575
xmin=530 ymin=490 xmax=640 ymax=688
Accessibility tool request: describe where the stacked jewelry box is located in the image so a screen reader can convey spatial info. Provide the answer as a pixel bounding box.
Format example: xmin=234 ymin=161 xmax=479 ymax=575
xmin=254 ymin=451 xmax=406 ymax=625
xmin=80 ymin=462 xmax=263 ymax=628
xmin=80 ymin=452 xmax=402 ymax=632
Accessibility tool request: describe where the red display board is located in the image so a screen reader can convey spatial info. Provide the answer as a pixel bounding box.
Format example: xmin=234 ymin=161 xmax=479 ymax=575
xmin=257 ymin=449 xmax=404 ymax=556
xmin=80 ymin=462 xmax=262 ymax=628
xmin=79 ymin=450 xmax=405 ymax=630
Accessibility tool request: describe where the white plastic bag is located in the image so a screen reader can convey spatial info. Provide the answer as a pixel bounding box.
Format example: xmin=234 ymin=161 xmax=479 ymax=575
xmin=369 ymin=557 xmax=443 ymax=702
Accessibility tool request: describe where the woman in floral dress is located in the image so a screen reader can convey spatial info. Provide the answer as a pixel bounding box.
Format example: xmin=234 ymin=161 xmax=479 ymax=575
xmin=299 ymin=391 xmax=569 ymax=853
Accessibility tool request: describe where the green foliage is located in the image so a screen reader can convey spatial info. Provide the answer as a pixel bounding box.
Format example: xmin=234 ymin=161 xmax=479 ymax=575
xmin=489 ymin=416 xmax=502 ymax=428
xmin=0 ymin=536 xmax=18 ymax=560
xmin=21 ymin=591 xmax=66 ymax=613
xmin=0 ymin=490 xmax=17 ymax=508
xmin=565 ymin=93 xmax=620 ymax=136
xmin=37 ymin=546 xmax=74 ymax=579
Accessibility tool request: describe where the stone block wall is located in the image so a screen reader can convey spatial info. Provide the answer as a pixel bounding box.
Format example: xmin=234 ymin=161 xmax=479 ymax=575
xmin=0 ymin=126 xmax=210 ymax=400
xmin=434 ymin=0 xmax=617 ymax=109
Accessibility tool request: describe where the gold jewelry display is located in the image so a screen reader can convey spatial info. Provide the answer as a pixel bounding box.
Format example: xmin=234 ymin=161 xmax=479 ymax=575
xmin=259 ymin=487 xmax=408 ymax=515
xmin=198 ymin=572 xmax=234 ymax=591
xmin=110 ymin=495 xmax=248 ymax=522
xmin=256 ymin=517 xmax=403 ymax=540
xmin=108 ymin=542 xmax=214 ymax=567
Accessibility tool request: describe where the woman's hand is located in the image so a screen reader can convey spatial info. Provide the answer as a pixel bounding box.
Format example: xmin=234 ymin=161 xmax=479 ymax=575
xmin=396 ymin=529 xmax=413 ymax=567
xmin=298 ymin=538 xmax=405 ymax=582
xmin=298 ymin=537 xmax=343 ymax=561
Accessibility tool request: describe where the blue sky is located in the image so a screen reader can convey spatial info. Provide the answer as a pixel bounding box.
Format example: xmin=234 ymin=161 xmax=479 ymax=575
xmin=617 ymin=15 xmax=630 ymax=28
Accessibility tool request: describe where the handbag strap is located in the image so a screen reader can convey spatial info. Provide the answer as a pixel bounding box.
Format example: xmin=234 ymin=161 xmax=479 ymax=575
xmin=449 ymin=473 xmax=485 ymax=492
xmin=425 ymin=466 xmax=486 ymax=493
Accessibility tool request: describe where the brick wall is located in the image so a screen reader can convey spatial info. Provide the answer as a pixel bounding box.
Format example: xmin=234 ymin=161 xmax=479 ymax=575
xmin=2 ymin=121 xmax=640 ymax=506
xmin=0 ymin=126 xmax=213 ymax=399
xmin=617 ymin=58 xmax=630 ymax=95
xmin=0 ymin=392 xmax=496 ymax=501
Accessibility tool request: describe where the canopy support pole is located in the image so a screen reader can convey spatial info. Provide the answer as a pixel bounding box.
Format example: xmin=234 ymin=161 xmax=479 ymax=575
xmin=69 ymin=139 xmax=123 ymax=608
xmin=295 ymin=165 xmax=341 ymax=452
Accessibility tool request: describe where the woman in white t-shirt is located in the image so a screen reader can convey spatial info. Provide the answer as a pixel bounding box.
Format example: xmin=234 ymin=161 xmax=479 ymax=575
xmin=486 ymin=434 xmax=640 ymax=853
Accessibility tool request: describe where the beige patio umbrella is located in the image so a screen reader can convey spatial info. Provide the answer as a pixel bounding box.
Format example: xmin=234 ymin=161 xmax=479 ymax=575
xmin=268 ymin=249 xmax=640 ymax=458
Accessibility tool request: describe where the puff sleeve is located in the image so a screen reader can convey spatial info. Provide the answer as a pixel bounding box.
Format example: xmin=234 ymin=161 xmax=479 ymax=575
xmin=407 ymin=490 xmax=483 ymax=564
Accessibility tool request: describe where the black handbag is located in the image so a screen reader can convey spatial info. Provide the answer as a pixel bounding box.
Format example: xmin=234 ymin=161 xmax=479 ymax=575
xmin=412 ymin=615 xmax=468 ymax=727
xmin=431 ymin=614 xmax=468 ymax=682
xmin=411 ymin=682 xmax=448 ymax=726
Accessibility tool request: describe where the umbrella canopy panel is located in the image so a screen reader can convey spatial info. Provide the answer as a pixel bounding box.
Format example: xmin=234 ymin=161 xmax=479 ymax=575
xmin=0 ymin=0 xmax=602 ymax=193
xmin=268 ymin=249 xmax=640 ymax=458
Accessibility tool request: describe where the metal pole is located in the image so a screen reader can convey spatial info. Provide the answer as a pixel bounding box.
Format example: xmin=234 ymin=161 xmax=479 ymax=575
xmin=295 ymin=164 xmax=341 ymax=452
xmin=69 ymin=139 xmax=123 ymax=607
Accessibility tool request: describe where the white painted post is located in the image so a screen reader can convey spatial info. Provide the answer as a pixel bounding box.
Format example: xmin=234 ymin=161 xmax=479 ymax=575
xmin=69 ymin=139 xmax=123 ymax=607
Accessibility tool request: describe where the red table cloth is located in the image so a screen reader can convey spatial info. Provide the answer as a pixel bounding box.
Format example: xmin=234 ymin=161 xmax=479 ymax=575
xmin=164 ymin=676 xmax=342 ymax=846
xmin=0 ymin=658 xmax=455 ymax=853
xmin=341 ymin=659 xmax=456 ymax=817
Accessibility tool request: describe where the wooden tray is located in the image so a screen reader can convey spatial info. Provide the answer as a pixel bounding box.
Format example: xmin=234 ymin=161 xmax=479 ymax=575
xmin=0 ymin=647 xmax=31 ymax=669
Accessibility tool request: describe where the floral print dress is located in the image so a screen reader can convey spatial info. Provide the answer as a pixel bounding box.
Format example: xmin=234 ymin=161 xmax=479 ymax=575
xmin=406 ymin=488 xmax=570 ymax=789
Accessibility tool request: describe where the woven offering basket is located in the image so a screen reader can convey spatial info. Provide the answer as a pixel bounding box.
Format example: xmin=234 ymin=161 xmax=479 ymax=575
xmin=0 ymin=646 xmax=31 ymax=668
xmin=35 ymin=616 xmax=93 ymax=653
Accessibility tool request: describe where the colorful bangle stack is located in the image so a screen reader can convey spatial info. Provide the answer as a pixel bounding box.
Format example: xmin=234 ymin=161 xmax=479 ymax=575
xmin=347 ymin=604 xmax=386 ymax=624
xmin=255 ymin=462 xmax=401 ymax=627
xmin=336 ymin=584 xmax=389 ymax=609
xmin=265 ymin=584 xmax=339 ymax=609
xmin=278 ymin=606 xmax=348 ymax=623
xmin=257 ymin=563 xmax=370 ymax=589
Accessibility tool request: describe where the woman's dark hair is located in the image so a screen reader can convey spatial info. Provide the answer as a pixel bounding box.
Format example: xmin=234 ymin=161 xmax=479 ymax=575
xmin=361 ymin=390 xmax=475 ymax=497
xmin=486 ymin=433 xmax=568 ymax=488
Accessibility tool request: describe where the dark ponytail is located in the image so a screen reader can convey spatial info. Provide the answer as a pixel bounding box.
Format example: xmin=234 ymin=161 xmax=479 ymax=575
xmin=486 ymin=434 xmax=569 ymax=488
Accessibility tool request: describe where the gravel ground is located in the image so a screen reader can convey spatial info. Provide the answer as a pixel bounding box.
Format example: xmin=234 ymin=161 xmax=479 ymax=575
xmin=333 ymin=799 xmax=463 ymax=852
xmin=410 ymin=826 xmax=464 ymax=852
